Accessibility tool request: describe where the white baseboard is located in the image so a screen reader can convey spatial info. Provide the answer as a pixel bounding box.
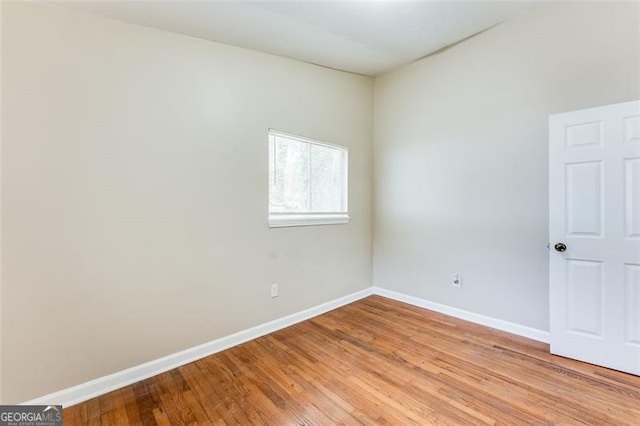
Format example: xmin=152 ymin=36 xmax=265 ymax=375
xmin=24 ymin=285 xmax=548 ymax=407
xmin=23 ymin=287 xmax=374 ymax=407
xmin=372 ymin=287 xmax=549 ymax=344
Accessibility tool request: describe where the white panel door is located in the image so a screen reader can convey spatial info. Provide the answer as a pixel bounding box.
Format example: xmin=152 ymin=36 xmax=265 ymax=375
xmin=550 ymin=100 xmax=640 ymax=375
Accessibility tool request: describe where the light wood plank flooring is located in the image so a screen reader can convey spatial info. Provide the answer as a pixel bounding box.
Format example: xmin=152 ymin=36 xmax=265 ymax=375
xmin=64 ymin=295 xmax=640 ymax=425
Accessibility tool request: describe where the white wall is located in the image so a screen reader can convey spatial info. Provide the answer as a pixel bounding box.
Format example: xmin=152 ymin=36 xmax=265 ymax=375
xmin=373 ymin=2 xmax=640 ymax=331
xmin=1 ymin=2 xmax=373 ymax=403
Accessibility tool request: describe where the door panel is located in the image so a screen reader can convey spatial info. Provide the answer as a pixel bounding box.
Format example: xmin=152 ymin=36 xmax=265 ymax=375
xmin=565 ymin=161 xmax=603 ymax=236
xmin=566 ymin=259 xmax=603 ymax=337
xmin=550 ymin=100 xmax=640 ymax=376
xmin=626 ymin=264 xmax=640 ymax=346
xmin=625 ymin=158 xmax=640 ymax=239
xmin=624 ymin=115 xmax=640 ymax=144
xmin=566 ymin=121 xmax=602 ymax=149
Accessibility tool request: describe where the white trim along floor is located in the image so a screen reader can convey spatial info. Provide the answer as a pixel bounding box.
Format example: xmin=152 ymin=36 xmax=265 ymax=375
xmin=24 ymin=286 xmax=548 ymax=407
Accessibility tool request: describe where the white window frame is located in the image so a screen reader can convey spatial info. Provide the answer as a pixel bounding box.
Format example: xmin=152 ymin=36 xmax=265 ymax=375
xmin=268 ymin=129 xmax=349 ymax=228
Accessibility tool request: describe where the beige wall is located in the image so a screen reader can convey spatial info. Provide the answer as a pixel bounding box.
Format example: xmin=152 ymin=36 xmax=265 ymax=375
xmin=374 ymin=2 xmax=640 ymax=331
xmin=1 ymin=2 xmax=373 ymax=403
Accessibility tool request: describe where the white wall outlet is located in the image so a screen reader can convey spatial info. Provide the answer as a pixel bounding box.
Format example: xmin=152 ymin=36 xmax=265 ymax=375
xmin=270 ymin=283 xmax=279 ymax=298
xmin=452 ymin=274 xmax=462 ymax=288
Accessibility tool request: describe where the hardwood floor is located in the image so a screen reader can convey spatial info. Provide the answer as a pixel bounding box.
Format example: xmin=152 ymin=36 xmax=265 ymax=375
xmin=64 ymin=295 xmax=640 ymax=425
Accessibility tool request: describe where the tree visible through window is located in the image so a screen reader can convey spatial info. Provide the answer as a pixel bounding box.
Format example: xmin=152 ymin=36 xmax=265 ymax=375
xmin=268 ymin=129 xmax=349 ymax=227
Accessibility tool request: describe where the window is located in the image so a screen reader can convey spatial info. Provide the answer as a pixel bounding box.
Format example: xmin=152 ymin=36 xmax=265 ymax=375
xmin=268 ymin=129 xmax=349 ymax=227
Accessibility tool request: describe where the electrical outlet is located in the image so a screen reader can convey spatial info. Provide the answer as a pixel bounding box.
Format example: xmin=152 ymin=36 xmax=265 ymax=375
xmin=452 ymin=274 xmax=462 ymax=288
xmin=270 ymin=283 xmax=279 ymax=298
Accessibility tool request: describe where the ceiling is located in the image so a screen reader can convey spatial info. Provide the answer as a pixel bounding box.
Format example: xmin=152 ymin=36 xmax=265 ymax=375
xmin=58 ymin=1 xmax=538 ymax=76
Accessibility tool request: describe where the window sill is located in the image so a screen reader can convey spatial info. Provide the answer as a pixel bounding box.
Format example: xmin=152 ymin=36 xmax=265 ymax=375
xmin=268 ymin=213 xmax=350 ymax=228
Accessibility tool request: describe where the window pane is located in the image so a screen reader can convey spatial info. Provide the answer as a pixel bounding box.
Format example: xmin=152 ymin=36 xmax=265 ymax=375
xmin=270 ymin=136 xmax=309 ymax=212
xmin=310 ymin=144 xmax=345 ymax=212
xmin=268 ymin=130 xmax=348 ymax=226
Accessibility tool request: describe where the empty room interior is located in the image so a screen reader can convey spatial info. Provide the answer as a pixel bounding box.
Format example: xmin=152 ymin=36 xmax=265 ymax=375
xmin=1 ymin=0 xmax=640 ymax=424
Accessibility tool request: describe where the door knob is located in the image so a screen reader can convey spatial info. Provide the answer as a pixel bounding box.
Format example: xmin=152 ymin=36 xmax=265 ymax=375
xmin=554 ymin=243 xmax=567 ymax=252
